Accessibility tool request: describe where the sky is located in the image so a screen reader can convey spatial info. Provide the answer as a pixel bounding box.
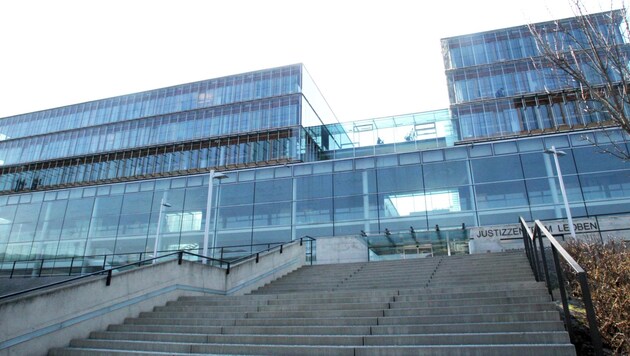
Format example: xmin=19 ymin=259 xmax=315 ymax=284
xmin=0 ymin=0 xmax=618 ymax=123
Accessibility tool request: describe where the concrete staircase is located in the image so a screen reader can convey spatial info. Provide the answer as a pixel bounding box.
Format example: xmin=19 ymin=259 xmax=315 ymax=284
xmin=49 ymin=251 xmax=576 ymax=355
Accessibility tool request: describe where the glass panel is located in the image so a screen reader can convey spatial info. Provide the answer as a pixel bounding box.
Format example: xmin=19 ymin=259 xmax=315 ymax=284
xmin=475 ymin=181 xmax=528 ymax=209
xmin=423 ymin=161 xmax=470 ymax=188
xmin=295 ymin=199 xmax=332 ymax=224
xmin=377 ymin=166 xmax=422 ymax=193
xmin=471 ymin=155 xmax=523 ymax=183
xmin=255 ymin=178 xmax=292 ymax=202
xmin=526 ymin=175 xmax=583 ymax=205
xmin=580 ymin=171 xmax=630 ymax=200
xmin=121 ymin=191 xmax=154 ymax=215
xmin=520 ymin=151 xmax=577 ymax=178
xmin=334 ymin=195 xmax=377 ymax=221
xmin=296 ymin=174 xmax=332 ymax=200
xmin=573 ymin=145 xmax=629 ymax=173
xmin=92 ymin=195 xmax=123 ymax=217
xmin=253 ymin=202 xmax=292 ymax=227
xmin=334 ymin=171 xmax=375 ymax=197
xmin=217 ymin=205 xmax=253 ymax=229
xmin=219 ymin=182 xmax=254 ymax=206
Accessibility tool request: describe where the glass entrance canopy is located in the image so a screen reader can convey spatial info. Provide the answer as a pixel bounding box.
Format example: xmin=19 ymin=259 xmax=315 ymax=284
xmin=365 ymin=227 xmax=469 ymax=261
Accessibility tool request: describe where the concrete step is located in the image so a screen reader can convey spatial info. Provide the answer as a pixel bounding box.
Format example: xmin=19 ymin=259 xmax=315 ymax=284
xmin=47 ymin=253 xmax=575 ymax=356
xmin=84 ymin=331 xmax=571 ymax=346
xmin=246 ymin=308 xmax=386 ymax=318
xmin=138 ymin=311 xmax=248 ymax=319
xmin=389 ymin=295 xmax=551 ymax=308
xmin=110 ymin=320 xmax=564 ymax=336
xmin=377 ymin=310 xmax=561 ymax=325
xmin=393 ymin=287 xmax=547 ymax=301
xmin=397 ymin=281 xmax=544 ymax=294
xmin=383 ymin=302 xmax=556 ymax=317
xmin=50 ymin=344 xmax=576 ymax=356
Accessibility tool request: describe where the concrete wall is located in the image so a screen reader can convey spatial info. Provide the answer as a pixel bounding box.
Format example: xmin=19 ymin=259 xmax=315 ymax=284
xmin=316 ymin=235 xmax=368 ymax=264
xmin=226 ymin=242 xmax=305 ymax=295
xmin=0 ymin=242 xmax=305 ymax=356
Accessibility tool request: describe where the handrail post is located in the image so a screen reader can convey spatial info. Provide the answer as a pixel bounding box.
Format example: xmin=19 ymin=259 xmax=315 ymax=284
xmin=102 ymin=255 xmax=107 ymax=270
xmin=300 ymin=238 xmax=303 ymax=246
xmin=10 ymin=261 xmax=16 ymax=278
xmin=38 ymin=258 xmax=45 ymax=277
xmin=552 ymin=246 xmax=574 ymax=343
xmin=531 ymin=228 xmax=542 ymax=282
xmin=521 ymin=221 xmax=536 ymax=279
xmin=226 ymin=262 xmax=230 ymax=275
xmin=521 ymin=223 xmax=531 ymax=263
xmin=106 ymin=270 xmax=112 ymax=286
xmin=178 ymin=251 xmax=183 ymax=265
xmin=536 ymin=227 xmax=553 ymax=298
xmin=578 ymin=272 xmax=604 ymax=356
xmin=69 ymin=257 xmax=75 ymax=276
xmin=280 ymin=244 xmax=283 ymax=254
xmin=255 ymin=253 xmax=259 ymax=263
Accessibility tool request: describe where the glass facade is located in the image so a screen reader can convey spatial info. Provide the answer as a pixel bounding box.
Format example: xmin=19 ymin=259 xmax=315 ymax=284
xmin=1 ymin=12 xmax=630 ymax=267
xmin=1 ymin=129 xmax=629 ymax=263
xmin=442 ymin=11 xmax=630 ymax=141
xmin=0 ymin=65 xmax=302 ymax=142
xmin=0 ymin=64 xmax=339 ymax=195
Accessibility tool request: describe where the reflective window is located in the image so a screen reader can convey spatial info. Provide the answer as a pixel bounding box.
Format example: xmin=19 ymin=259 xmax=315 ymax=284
xmin=334 ymin=171 xmax=375 ymax=197
xmin=573 ymin=145 xmax=629 ymax=173
xmin=219 ymin=182 xmax=254 ymax=206
xmin=217 ymin=205 xmax=253 ymax=229
xmin=253 ymin=202 xmax=292 ymax=227
xmin=475 ymin=181 xmax=528 ymax=209
xmin=296 ymin=174 xmax=332 ymax=200
xmin=423 ymin=161 xmax=470 ymax=188
xmin=255 ymin=178 xmax=292 ymax=202
xmin=525 ymin=176 xmax=583 ymax=205
xmin=580 ymin=171 xmax=630 ymax=200
xmin=295 ymin=199 xmax=332 ymax=224
xmin=334 ymin=195 xmax=378 ymax=221
xmin=121 ymin=191 xmax=154 ymax=215
xmin=520 ymin=151 xmax=577 ymax=178
xmin=377 ymin=166 xmax=422 ymax=193
xmin=471 ymin=155 xmax=523 ymax=183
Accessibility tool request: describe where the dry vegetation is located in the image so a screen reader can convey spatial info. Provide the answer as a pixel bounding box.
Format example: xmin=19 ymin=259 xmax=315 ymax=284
xmin=565 ymin=239 xmax=629 ymax=354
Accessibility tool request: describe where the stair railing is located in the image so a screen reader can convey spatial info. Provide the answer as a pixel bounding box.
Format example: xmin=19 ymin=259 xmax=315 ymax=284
xmin=2 ymin=238 xmax=316 ymax=279
xmin=519 ymin=217 xmax=603 ymax=355
xmin=0 ymin=237 xmax=315 ymax=301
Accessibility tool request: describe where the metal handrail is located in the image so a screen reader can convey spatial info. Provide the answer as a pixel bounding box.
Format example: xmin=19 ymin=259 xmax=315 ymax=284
xmin=519 ymin=217 xmax=603 ymax=356
xmin=0 ymin=236 xmax=315 ymax=301
xmin=1 ymin=239 xmax=315 ymax=279
xmin=229 ymin=236 xmax=315 ymax=266
xmin=0 ymin=251 xmax=195 ymax=300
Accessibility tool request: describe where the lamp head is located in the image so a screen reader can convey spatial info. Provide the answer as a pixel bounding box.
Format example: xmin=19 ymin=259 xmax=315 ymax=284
xmin=212 ymin=172 xmax=229 ymax=180
xmin=544 ymin=147 xmax=566 ymax=156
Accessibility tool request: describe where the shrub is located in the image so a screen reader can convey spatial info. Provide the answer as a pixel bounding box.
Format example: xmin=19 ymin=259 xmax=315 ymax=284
xmin=565 ymin=239 xmax=629 ymax=354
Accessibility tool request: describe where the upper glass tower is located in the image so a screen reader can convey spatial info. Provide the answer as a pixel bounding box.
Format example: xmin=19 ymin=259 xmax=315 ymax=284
xmin=442 ymin=10 xmax=630 ymax=141
xmin=0 ymin=64 xmax=340 ymax=194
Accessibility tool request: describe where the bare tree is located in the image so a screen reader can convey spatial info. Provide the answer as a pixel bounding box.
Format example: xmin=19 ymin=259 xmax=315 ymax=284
xmin=528 ymin=1 xmax=630 ymax=160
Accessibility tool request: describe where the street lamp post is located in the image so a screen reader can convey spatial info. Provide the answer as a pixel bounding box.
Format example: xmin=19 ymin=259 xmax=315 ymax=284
xmin=544 ymin=146 xmax=576 ymax=240
xmin=153 ymin=198 xmax=172 ymax=264
xmin=202 ymin=169 xmax=228 ymax=263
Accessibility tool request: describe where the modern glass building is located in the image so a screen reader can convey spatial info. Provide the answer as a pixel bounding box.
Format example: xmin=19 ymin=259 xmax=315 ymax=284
xmin=1 ymin=12 xmax=630 ymax=266
xmin=442 ymin=10 xmax=629 ymax=141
